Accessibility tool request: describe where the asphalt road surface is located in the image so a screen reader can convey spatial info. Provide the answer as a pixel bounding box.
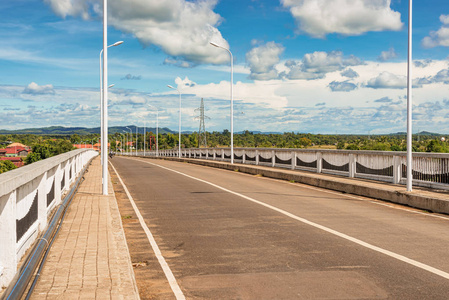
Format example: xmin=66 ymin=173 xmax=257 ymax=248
xmin=110 ymin=156 xmax=449 ymax=300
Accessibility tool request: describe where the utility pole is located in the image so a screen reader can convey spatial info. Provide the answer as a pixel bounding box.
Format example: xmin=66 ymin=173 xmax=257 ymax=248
xmin=194 ymin=98 xmax=210 ymax=148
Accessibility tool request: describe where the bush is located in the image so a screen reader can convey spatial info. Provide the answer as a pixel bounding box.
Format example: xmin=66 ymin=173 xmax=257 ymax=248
xmin=0 ymin=160 xmax=17 ymax=173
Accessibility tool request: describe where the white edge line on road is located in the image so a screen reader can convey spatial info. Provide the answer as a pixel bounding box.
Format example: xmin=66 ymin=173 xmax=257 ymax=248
xmin=140 ymin=158 xmax=449 ymax=281
xmin=110 ymin=162 xmax=186 ymax=300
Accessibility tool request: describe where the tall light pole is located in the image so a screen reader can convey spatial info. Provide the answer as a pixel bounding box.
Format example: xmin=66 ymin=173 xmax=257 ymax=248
xmin=126 ymin=127 xmax=132 ymax=155
xmin=144 ymin=121 xmax=146 ymax=157
xmin=100 ymin=43 xmax=122 ymax=165
xmin=101 ymin=0 xmax=123 ymax=195
xmin=406 ymin=0 xmax=413 ymax=191
xmin=135 ymin=126 xmax=138 ymax=156
xmin=167 ymin=85 xmax=182 ymax=158
xmin=123 ymin=130 xmax=128 ymax=155
xmin=210 ymin=42 xmax=234 ymax=164
xmin=148 ymin=104 xmax=159 ymax=157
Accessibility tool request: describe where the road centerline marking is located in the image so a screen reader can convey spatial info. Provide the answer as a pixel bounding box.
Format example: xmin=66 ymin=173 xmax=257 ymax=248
xmin=110 ymin=162 xmax=186 ymax=300
xmin=138 ymin=158 xmax=449 ymax=281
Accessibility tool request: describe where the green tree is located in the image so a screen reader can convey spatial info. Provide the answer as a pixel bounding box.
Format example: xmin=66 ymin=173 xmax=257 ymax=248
xmin=0 ymin=160 xmax=17 ymax=173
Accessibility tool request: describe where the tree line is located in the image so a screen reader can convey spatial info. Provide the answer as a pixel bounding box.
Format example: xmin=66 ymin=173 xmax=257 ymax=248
xmin=0 ymin=130 xmax=448 ymax=171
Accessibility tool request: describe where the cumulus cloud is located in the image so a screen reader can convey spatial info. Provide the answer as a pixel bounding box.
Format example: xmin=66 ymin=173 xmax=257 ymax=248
xmin=121 ymin=74 xmax=142 ymax=80
xmin=422 ymin=15 xmax=449 ymax=48
xmin=282 ymin=51 xmax=363 ymax=80
xmin=43 ymin=0 xmax=90 ymax=20
xmin=328 ymin=80 xmax=357 ymax=92
xmin=281 ymin=0 xmax=402 ymax=38
xmin=23 ymin=82 xmax=55 ymax=95
xmin=246 ymin=41 xmax=284 ymax=80
xmin=366 ymin=72 xmax=406 ymax=89
xmin=432 ymin=69 xmax=449 ymax=84
xmin=341 ymin=68 xmax=359 ymax=78
xmin=174 ymin=76 xmax=197 ymax=88
xmin=378 ymin=47 xmax=397 ymax=61
xmin=374 ymin=97 xmax=393 ymax=103
xmin=44 ymin=0 xmax=229 ymax=65
xmin=163 ymin=57 xmax=195 ymax=68
xmin=414 ymin=59 xmax=432 ymax=68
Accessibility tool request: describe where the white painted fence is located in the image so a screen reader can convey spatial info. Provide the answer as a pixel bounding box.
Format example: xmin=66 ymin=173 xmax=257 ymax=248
xmin=0 ymin=149 xmax=97 ymax=288
xmin=136 ymin=147 xmax=449 ymax=190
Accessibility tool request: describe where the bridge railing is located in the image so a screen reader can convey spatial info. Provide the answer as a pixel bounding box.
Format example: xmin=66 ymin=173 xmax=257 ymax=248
xmin=137 ymin=148 xmax=449 ymax=190
xmin=0 ymin=149 xmax=98 ymax=288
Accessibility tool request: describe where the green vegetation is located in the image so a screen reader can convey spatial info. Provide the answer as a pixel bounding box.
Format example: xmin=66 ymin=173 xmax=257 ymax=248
xmin=24 ymin=139 xmax=75 ymax=165
xmin=0 ymin=160 xmax=17 ymax=174
xmin=114 ymin=130 xmax=449 ymax=153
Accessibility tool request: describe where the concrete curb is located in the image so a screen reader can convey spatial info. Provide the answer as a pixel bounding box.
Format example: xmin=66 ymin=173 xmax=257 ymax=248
xmin=137 ymin=156 xmax=449 ymax=215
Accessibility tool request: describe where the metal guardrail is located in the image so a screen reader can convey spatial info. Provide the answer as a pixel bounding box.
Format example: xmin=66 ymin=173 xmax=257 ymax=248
xmin=0 ymin=149 xmax=98 ymax=290
xmin=131 ymin=147 xmax=449 ymax=190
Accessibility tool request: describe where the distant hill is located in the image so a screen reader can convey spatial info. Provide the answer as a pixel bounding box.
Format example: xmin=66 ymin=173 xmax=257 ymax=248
xmin=389 ymin=131 xmax=443 ymax=136
xmin=0 ymin=126 xmax=445 ymax=136
xmin=0 ymin=126 xmax=175 ymax=135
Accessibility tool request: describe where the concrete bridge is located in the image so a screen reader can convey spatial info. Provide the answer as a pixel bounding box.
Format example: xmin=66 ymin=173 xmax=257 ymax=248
xmin=1 ymin=149 xmax=449 ymax=299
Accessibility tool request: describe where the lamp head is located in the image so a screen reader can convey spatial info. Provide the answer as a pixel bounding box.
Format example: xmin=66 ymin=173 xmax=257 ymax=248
xmin=210 ymin=42 xmax=220 ymax=48
xmin=108 ymin=84 xmax=115 ymax=88
xmin=112 ymin=41 xmax=124 ymax=47
xmin=167 ymin=85 xmax=175 ymax=89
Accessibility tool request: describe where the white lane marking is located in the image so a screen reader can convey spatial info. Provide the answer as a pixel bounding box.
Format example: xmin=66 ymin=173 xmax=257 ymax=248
xmin=139 ymin=158 xmax=449 ymax=281
xmin=110 ymin=162 xmax=186 ymax=300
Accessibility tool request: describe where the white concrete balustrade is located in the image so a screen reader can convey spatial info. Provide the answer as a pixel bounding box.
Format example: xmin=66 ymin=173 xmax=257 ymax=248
xmin=139 ymin=147 xmax=449 ymax=190
xmin=0 ymin=149 xmax=97 ymax=288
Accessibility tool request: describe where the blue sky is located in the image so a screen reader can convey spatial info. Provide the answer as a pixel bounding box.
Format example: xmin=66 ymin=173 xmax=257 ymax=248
xmin=2 ymin=0 xmax=449 ymax=134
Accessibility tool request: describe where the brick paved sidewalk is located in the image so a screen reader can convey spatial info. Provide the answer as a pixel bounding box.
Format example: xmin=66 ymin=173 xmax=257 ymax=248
xmin=31 ymin=156 xmax=140 ymax=299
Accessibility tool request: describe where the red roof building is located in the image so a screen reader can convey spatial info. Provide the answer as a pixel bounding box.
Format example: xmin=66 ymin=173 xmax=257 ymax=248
xmin=0 ymin=157 xmax=24 ymax=167
xmin=0 ymin=146 xmax=29 ymax=157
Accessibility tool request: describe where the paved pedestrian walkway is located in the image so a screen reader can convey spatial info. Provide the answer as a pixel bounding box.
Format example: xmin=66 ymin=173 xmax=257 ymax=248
xmin=31 ymin=156 xmax=140 ymax=299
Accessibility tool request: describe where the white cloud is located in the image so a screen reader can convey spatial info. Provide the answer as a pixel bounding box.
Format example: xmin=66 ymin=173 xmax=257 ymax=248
xmin=43 ymin=0 xmax=90 ymax=20
xmin=282 ymin=51 xmax=363 ymax=80
xmin=246 ymin=41 xmax=284 ymax=80
xmin=432 ymin=69 xmax=449 ymax=84
xmin=281 ymin=0 xmax=402 ymax=38
xmin=422 ymin=15 xmax=449 ymax=48
xmin=23 ymin=82 xmax=55 ymax=95
xmin=44 ymin=0 xmax=229 ymax=65
xmin=378 ymin=47 xmax=398 ymax=61
xmin=374 ymin=97 xmax=393 ymax=103
xmin=366 ymin=72 xmax=406 ymax=89
xmin=174 ymin=76 xmax=197 ymax=88
xmin=4 ymin=58 xmax=449 ymax=133
xmin=341 ymin=68 xmax=359 ymax=78
xmin=328 ymin=81 xmax=357 ymax=92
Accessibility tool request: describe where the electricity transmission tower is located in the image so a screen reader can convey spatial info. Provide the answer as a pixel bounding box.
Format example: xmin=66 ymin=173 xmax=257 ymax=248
xmin=194 ymin=98 xmax=210 ymax=148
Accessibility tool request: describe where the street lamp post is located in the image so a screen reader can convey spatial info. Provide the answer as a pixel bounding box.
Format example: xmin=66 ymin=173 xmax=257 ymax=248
xmin=210 ymin=42 xmax=234 ymax=164
xmin=148 ymin=104 xmax=159 ymax=157
xmin=167 ymin=85 xmax=182 ymax=158
xmin=136 ymin=126 xmax=138 ymax=156
xmin=126 ymin=127 xmax=132 ymax=155
xmin=100 ymin=9 xmax=123 ymax=195
xmin=122 ymin=130 xmax=128 ymax=155
xmin=100 ymin=43 xmax=122 ymax=165
xmin=144 ymin=121 xmax=146 ymax=157
xmin=406 ymin=0 xmax=413 ymax=191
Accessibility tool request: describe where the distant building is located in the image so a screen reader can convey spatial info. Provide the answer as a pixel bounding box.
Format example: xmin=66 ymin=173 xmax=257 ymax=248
xmin=6 ymin=142 xmax=31 ymax=151
xmin=0 ymin=157 xmax=24 ymax=167
xmin=0 ymin=146 xmax=29 ymax=157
